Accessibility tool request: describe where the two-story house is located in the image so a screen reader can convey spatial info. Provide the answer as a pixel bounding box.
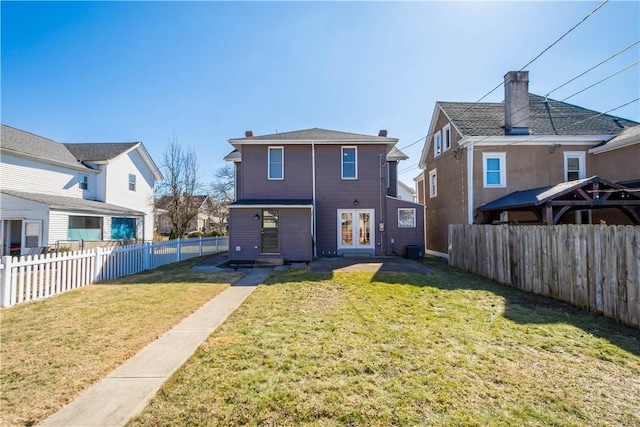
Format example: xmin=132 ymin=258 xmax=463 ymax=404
xmin=0 ymin=125 xmax=163 ymax=256
xmin=416 ymin=71 xmax=639 ymax=256
xmin=225 ymin=128 xmax=425 ymax=263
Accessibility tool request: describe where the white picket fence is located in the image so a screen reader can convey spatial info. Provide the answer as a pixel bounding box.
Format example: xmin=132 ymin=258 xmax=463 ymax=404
xmin=0 ymin=236 xmax=229 ymax=308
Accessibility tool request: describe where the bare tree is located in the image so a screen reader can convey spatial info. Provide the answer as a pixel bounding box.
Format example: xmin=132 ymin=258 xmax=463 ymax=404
xmin=156 ymin=136 xmax=203 ymax=238
xmin=208 ymin=164 xmax=235 ymax=234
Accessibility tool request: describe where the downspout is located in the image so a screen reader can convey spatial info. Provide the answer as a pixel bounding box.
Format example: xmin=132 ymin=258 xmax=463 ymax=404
xmin=379 ymin=153 xmax=384 ymax=255
xmin=466 ymin=143 xmax=474 ymax=224
xmin=312 ymin=141 xmax=317 ymax=257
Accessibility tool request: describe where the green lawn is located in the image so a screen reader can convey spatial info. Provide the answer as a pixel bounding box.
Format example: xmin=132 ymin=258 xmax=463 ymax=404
xmin=129 ymin=258 xmax=640 ymax=426
xmin=0 ymin=257 xmax=240 ymax=427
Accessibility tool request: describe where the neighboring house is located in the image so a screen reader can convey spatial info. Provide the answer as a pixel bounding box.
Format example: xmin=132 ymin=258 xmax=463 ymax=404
xmin=0 ymin=125 xmax=163 ymax=256
xmin=417 ymin=71 xmax=639 ymax=256
xmin=155 ymin=195 xmax=228 ymax=235
xmin=225 ymin=128 xmax=424 ymax=263
xmin=397 ymin=180 xmax=417 ymax=202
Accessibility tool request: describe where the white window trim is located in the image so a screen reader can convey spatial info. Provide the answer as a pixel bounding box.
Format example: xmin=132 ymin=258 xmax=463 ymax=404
xmin=268 ymin=146 xmax=284 ymax=180
xmin=563 ymin=151 xmax=586 ymax=181
xmin=128 ymin=174 xmax=136 ymax=192
xmin=398 ymin=208 xmax=416 ymax=228
xmin=483 ymin=152 xmax=507 ymax=188
xmin=433 ymin=131 xmax=442 ymax=157
xmin=23 ymin=220 xmax=42 ymax=249
xmin=341 ymin=146 xmax=358 ymax=180
xmin=429 ymin=168 xmax=437 ymax=198
xmin=443 ymin=124 xmax=451 ymax=152
xmin=78 ymin=174 xmax=88 ymax=191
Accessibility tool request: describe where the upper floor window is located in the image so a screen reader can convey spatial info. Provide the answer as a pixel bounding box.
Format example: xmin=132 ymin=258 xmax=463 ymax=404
xmin=564 ymin=151 xmax=586 ymax=181
xmin=79 ymin=174 xmax=88 ymax=190
xmin=483 ymin=153 xmax=506 ymax=188
xmin=429 ymin=168 xmax=437 ymax=198
xmin=342 ymin=146 xmax=357 ymax=179
xmin=433 ymin=131 xmax=442 ymax=157
xmin=129 ymin=174 xmax=136 ymax=191
xmin=443 ymin=124 xmax=451 ymax=151
xmin=268 ymin=147 xmax=284 ymax=180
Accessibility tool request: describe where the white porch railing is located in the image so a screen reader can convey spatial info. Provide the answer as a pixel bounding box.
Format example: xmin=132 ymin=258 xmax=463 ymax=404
xmin=0 ymin=236 xmax=229 ymax=308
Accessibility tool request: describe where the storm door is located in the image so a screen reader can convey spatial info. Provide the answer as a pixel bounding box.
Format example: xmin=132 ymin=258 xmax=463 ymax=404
xmin=261 ymin=209 xmax=280 ymax=253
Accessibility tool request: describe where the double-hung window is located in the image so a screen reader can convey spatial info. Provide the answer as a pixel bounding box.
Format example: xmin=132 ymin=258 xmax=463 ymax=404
xmin=429 ymin=168 xmax=437 ymax=198
xmin=433 ymin=131 xmax=442 ymax=157
xmin=268 ymin=147 xmax=284 ymax=180
xmin=564 ymin=152 xmax=586 ymax=181
xmin=443 ymin=124 xmax=451 ymax=151
xmin=342 ymin=146 xmax=357 ymax=179
xmin=129 ymin=174 xmax=136 ymax=191
xmin=79 ymin=174 xmax=88 ymax=190
xmin=483 ymin=153 xmax=506 ymax=188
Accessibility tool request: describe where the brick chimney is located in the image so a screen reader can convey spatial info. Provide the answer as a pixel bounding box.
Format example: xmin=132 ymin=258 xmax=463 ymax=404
xmin=504 ymin=71 xmax=530 ymax=135
xmin=245 ymin=130 xmax=253 ymax=137
xmin=378 ymin=130 xmax=388 ymax=137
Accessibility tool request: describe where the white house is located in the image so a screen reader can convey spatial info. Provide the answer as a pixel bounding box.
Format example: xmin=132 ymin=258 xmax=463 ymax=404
xmin=0 ymin=125 xmax=163 ymax=256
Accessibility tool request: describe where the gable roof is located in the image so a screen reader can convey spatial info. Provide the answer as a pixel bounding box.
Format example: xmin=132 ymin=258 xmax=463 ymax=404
xmin=63 ymin=142 xmax=139 ymax=161
xmin=1 ymin=124 xmax=83 ymax=169
xmin=438 ymin=94 xmax=638 ymax=137
xmin=229 ymin=127 xmax=398 ymax=144
xmin=2 ymin=189 xmax=144 ymax=215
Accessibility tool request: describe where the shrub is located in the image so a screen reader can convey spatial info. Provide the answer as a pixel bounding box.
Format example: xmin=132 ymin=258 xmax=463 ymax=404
xmin=187 ymin=231 xmax=204 ymax=238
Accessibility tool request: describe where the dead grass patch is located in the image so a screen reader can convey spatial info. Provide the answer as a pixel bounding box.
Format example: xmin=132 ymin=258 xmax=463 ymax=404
xmin=0 ymin=257 xmax=240 ymax=427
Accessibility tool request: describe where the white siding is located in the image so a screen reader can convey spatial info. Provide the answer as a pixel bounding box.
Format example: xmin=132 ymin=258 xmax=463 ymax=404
xmin=49 ymin=211 xmax=70 ymax=244
xmin=1 ymin=154 xmax=97 ymax=199
xmin=104 ymin=149 xmax=156 ymax=240
xmin=0 ymin=193 xmax=50 ymax=254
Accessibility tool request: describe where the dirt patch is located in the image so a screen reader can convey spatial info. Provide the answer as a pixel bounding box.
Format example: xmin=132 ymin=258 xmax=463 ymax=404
xmin=310 ymin=256 xmax=431 ymax=274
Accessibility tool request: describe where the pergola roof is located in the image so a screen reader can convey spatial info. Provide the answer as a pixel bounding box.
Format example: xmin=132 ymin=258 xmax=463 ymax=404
xmin=476 ymin=176 xmax=640 ymax=225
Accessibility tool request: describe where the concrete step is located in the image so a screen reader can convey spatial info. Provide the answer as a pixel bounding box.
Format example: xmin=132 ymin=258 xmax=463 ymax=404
xmin=254 ymin=258 xmax=284 ymax=268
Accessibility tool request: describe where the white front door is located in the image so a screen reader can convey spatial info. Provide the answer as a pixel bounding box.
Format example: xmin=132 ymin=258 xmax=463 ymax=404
xmin=337 ymin=209 xmax=375 ymax=251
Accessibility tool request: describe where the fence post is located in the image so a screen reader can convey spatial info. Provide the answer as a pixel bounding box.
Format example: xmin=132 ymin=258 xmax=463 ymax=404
xmin=143 ymin=242 xmax=151 ymax=271
xmin=94 ymin=247 xmax=103 ymax=282
xmin=1 ymin=256 xmax=13 ymax=307
xmin=216 ymin=236 xmax=219 ymax=253
xmin=199 ymin=237 xmax=203 ymax=256
xmin=177 ymin=238 xmax=182 ymax=262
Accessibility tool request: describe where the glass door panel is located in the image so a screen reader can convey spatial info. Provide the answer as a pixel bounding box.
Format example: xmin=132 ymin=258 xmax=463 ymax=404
xmin=341 ymin=212 xmax=353 ymax=246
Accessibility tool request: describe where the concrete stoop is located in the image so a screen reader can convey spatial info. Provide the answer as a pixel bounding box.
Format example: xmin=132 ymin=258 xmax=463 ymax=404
xmin=253 ymin=258 xmax=284 ymax=268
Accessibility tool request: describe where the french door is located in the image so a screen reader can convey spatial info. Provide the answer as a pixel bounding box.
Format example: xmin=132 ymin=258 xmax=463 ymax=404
xmin=337 ymin=209 xmax=374 ymax=250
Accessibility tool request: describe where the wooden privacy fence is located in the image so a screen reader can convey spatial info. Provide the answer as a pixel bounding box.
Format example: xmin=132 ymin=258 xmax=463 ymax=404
xmin=449 ymin=225 xmax=639 ymax=328
xmin=0 ymin=236 xmax=229 ymax=308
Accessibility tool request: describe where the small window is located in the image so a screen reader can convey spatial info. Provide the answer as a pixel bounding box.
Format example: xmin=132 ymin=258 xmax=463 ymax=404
xmin=483 ymin=153 xmax=506 ymax=188
xmin=268 ymin=147 xmax=284 ymax=180
xmin=433 ymin=131 xmax=442 ymax=157
xmin=443 ymin=124 xmax=451 ymax=151
xmin=79 ymin=174 xmax=88 ymax=190
xmin=111 ymin=218 xmax=136 ymax=240
xmin=342 ymin=147 xmax=357 ymax=179
xmin=429 ymin=168 xmax=437 ymax=198
xmin=129 ymin=174 xmax=136 ymax=191
xmin=398 ymin=208 xmax=416 ymax=228
xmin=564 ymin=152 xmax=586 ymax=182
xmin=25 ymin=221 xmax=41 ymax=248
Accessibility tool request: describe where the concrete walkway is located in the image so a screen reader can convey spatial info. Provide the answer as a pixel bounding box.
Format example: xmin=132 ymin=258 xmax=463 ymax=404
xmin=40 ymin=268 xmax=272 ymax=427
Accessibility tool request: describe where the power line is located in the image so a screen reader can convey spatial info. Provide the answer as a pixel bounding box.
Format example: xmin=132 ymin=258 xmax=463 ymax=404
xmin=559 ymin=60 xmax=639 ymax=103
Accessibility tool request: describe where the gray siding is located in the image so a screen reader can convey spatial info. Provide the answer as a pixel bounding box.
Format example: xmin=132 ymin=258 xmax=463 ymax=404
xmin=240 ymin=145 xmax=313 ymax=199
xmin=229 ymin=207 xmax=312 ymax=261
xmin=384 ymin=196 xmax=425 ymax=256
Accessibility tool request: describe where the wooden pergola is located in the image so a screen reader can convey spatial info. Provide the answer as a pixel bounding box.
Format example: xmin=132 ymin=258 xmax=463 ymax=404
xmin=476 ymin=176 xmax=640 ymax=225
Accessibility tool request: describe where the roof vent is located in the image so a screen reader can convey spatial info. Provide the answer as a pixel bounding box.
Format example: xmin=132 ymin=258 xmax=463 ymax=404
xmin=245 ymin=131 xmax=253 ymax=137
xmin=378 ymin=130 xmax=388 ymax=137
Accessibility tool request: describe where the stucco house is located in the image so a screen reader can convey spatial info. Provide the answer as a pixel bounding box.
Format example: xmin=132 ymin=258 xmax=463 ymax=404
xmin=416 ymin=71 xmax=639 ymax=256
xmin=0 ymin=125 xmax=163 ymax=256
xmin=224 ymin=128 xmax=425 ymax=263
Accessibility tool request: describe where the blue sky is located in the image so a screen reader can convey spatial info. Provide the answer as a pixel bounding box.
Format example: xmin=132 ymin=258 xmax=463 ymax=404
xmin=2 ymin=1 xmax=639 ymax=186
